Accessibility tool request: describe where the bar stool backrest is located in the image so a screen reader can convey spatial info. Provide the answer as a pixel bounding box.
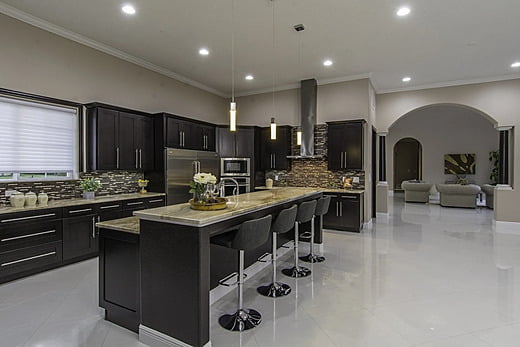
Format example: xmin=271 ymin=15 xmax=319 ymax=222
xmin=231 ymin=214 xmax=272 ymax=250
xmin=272 ymin=205 xmax=298 ymax=234
xmin=315 ymin=196 xmax=332 ymax=216
xmin=296 ymin=200 xmax=317 ymax=223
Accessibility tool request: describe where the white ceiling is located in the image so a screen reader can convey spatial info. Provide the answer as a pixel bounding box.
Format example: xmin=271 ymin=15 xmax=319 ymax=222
xmin=1 ymin=0 xmax=520 ymax=97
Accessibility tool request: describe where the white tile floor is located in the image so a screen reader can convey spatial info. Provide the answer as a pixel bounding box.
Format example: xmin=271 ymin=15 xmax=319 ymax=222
xmin=3 ymin=194 xmax=520 ymax=346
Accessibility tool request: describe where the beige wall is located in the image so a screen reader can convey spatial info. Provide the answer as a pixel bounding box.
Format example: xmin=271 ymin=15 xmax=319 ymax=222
xmin=0 ymin=14 xmax=227 ymax=123
xmin=377 ymin=79 xmax=520 ymax=223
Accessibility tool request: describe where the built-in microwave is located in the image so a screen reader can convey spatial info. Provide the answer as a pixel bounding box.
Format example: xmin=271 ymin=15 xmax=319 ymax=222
xmin=220 ymin=158 xmax=251 ymax=177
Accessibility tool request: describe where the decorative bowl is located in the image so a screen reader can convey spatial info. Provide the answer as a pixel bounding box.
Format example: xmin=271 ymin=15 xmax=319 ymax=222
xmin=189 ymin=197 xmax=228 ymax=211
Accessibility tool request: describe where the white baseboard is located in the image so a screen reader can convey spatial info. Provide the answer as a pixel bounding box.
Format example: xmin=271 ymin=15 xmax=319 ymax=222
xmin=139 ymin=324 xmax=211 ymax=347
xmin=494 ymin=220 xmax=520 ymax=234
xmin=363 ymin=219 xmax=373 ymax=230
xmin=376 ymin=213 xmax=390 ymax=224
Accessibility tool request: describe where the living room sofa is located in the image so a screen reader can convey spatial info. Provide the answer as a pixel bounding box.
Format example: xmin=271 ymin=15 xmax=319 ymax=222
xmin=436 ymin=184 xmax=481 ymax=208
xmin=401 ymin=181 xmax=433 ymax=203
xmin=481 ymin=184 xmax=495 ymax=209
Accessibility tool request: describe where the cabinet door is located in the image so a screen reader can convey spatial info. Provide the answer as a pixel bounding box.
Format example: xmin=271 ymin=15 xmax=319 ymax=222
xmin=340 ymin=195 xmax=361 ymax=231
xmin=190 ymin=124 xmax=205 ymax=151
xmin=217 ymin=127 xmax=236 ymax=157
xmin=260 ymin=128 xmax=274 ymax=170
xmin=118 ymin=112 xmax=136 ymax=170
xmin=272 ymin=126 xmax=290 ymax=170
xmin=202 ymin=125 xmax=216 ymax=152
xmin=327 ymin=124 xmax=343 ymax=170
xmin=344 ymin=122 xmax=363 ymax=170
xmin=323 ymin=196 xmax=342 ymax=229
xmin=235 ymin=128 xmax=254 ymax=158
xmin=134 ymin=116 xmax=154 ymax=170
xmin=62 ymin=215 xmax=98 ymax=260
xmin=166 ymin=118 xmax=182 ymax=148
xmin=96 ymin=108 xmax=119 ymax=170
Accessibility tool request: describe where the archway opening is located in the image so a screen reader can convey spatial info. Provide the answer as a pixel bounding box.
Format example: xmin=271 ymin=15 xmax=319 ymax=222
xmin=394 ymin=137 xmax=422 ymax=190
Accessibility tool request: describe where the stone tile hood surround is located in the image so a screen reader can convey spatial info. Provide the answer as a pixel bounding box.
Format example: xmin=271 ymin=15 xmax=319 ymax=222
xmin=287 ymin=78 xmax=323 ymax=159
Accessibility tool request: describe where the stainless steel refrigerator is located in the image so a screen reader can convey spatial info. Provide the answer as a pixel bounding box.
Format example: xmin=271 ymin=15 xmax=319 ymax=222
xmin=165 ymin=148 xmax=219 ymax=205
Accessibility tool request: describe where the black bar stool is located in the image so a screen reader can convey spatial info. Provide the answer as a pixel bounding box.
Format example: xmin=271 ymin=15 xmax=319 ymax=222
xmin=282 ymin=200 xmax=317 ymax=278
xmin=300 ymin=195 xmax=331 ymax=263
xmin=257 ymin=205 xmax=298 ymax=298
xmin=211 ymin=214 xmax=272 ymax=332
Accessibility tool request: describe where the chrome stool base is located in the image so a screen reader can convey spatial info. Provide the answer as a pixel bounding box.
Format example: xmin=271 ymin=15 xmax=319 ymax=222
xmin=282 ymin=266 xmax=311 ymax=278
xmin=257 ymin=281 xmax=292 ymax=297
xmin=219 ymin=308 xmax=262 ymax=331
xmin=300 ymin=254 xmax=325 ymax=263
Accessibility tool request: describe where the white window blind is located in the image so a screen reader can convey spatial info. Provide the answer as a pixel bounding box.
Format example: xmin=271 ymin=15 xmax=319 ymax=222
xmin=0 ymin=96 xmax=78 ymax=178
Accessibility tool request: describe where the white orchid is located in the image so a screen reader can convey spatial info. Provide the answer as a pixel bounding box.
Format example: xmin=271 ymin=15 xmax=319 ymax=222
xmin=193 ymin=173 xmax=217 ymax=185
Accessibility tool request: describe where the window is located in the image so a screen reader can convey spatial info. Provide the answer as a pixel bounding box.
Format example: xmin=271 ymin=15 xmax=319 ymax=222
xmin=0 ymin=95 xmax=79 ymax=181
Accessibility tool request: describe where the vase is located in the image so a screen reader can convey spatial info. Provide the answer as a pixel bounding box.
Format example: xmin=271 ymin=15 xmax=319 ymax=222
xmin=25 ymin=192 xmax=37 ymax=207
xmin=38 ymin=193 xmax=49 ymax=206
xmin=10 ymin=192 xmax=25 ymax=208
xmin=83 ymin=191 xmax=95 ymax=200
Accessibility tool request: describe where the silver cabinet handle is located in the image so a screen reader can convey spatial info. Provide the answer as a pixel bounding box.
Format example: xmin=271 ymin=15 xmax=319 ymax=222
xmin=1 ymin=213 xmax=56 ymax=223
xmin=1 ymin=230 xmax=56 ymax=242
xmin=69 ymin=208 xmax=93 ymax=214
xmin=148 ymin=199 xmax=164 ymax=203
xmin=127 ymin=201 xmax=143 ymax=206
xmin=179 ymin=130 xmax=182 ymax=147
xmin=92 ymin=216 xmax=96 ymax=239
xmin=116 ymin=147 xmax=120 ymax=169
xmin=100 ymin=204 xmax=120 ymax=210
xmin=139 ymin=149 xmax=142 ymax=168
xmin=340 ymin=202 xmax=343 ymax=216
xmin=1 ymin=251 xmax=56 ymax=267
xmin=182 ymin=131 xmax=185 ymax=147
xmin=135 ymin=149 xmax=139 ymax=168
xmin=340 ymin=152 xmax=343 ymax=168
xmin=336 ymin=201 xmax=339 ymax=216
xmin=344 ymin=152 xmax=347 ymax=169
xmin=342 ymin=195 xmax=357 ymax=199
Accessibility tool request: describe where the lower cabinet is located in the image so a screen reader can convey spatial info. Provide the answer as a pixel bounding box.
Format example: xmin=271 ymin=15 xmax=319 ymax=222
xmin=323 ymin=193 xmax=364 ymax=232
xmin=0 ymin=242 xmax=62 ymax=281
xmin=62 ymin=214 xmax=98 ymax=261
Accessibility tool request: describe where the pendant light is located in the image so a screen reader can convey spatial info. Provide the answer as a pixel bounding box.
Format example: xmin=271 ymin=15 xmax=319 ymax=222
xmin=296 ymin=128 xmax=302 ymax=145
xmin=269 ymin=0 xmax=277 ymax=140
xmin=229 ymin=0 xmax=237 ymax=132
xmin=295 ymin=23 xmax=304 ymax=145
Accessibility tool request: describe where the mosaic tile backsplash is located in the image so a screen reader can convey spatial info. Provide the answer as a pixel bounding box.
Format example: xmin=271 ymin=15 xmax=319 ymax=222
xmin=0 ymin=171 xmax=144 ymax=205
xmin=266 ymin=124 xmax=365 ymax=189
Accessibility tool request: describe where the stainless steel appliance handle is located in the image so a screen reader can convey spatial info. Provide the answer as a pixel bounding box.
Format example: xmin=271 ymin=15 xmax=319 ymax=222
xmin=135 ymin=149 xmax=139 ymax=168
xmin=116 ymin=147 xmax=120 ymax=168
xmin=139 ymin=149 xmax=142 ymax=168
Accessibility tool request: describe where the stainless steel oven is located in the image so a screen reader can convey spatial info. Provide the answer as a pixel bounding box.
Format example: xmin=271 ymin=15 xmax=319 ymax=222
xmin=222 ymin=176 xmax=251 ymax=196
xmin=220 ymin=158 xmax=251 ymax=177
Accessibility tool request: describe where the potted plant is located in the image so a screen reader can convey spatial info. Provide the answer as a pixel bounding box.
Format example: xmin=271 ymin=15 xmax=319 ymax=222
xmin=79 ymin=178 xmax=101 ymax=199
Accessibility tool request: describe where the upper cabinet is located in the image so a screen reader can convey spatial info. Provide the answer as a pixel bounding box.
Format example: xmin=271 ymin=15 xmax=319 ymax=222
xmin=158 ymin=113 xmax=216 ymax=152
xmin=86 ymin=104 xmax=154 ymax=171
xmin=217 ymin=126 xmax=255 ymax=158
xmin=327 ymin=120 xmax=364 ymax=171
xmin=260 ymin=126 xmax=291 ymax=170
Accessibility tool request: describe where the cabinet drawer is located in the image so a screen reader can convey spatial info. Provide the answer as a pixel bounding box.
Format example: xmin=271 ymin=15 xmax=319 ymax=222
xmin=96 ymin=201 xmax=123 ymax=213
xmin=63 ymin=205 xmax=96 ymax=218
xmin=0 ymin=208 xmax=61 ymax=226
xmin=0 ymin=242 xmax=62 ymax=278
xmin=145 ymin=197 xmax=166 ymax=209
xmin=123 ymin=199 xmax=146 ymax=210
xmin=0 ymin=220 xmax=62 ymax=252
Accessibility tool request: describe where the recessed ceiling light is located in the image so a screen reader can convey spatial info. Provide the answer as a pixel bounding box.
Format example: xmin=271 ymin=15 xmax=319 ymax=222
xmin=511 ymin=62 xmax=520 ymax=68
xmin=396 ymin=6 xmax=411 ymax=16
xmin=121 ymin=4 xmax=136 ymax=15
xmin=402 ymin=76 xmax=411 ymax=82
xmin=323 ymin=59 xmax=333 ymax=67
xmin=199 ymin=48 xmax=209 ymax=56
xmin=245 ymin=74 xmax=254 ymax=80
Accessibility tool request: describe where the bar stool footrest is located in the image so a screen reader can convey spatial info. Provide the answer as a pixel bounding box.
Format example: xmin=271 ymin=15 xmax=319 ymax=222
xmin=257 ymin=282 xmax=292 ymax=297
xmin=218 ymin=272 xmax=248 ymax=287
xmin=300 ymin=232 xmax=312 ymax=239
xmin=219 ymin=308 xmax=262 ymax=331
xmin=257 ymin=252 xmax=272 ymax=263
xmin=281 ymin=266 xmax=311 ymax=278
xmin=300 ymin=254 xmax=325 ymax=263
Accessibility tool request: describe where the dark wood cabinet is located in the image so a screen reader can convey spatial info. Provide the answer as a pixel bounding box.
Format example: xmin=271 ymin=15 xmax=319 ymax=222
xmin=160 ymin=113 xmax=216 ymax=151
xmin=260 ymin=126 xmax=291 ymax=170
xmin=217 ymin=126 xmax=255 ymax=158
xmin=62 ymin=214 xmax=98 ymax=261
xmin=323 ymin=192 xmax=364 ymax=232
xmin=327 ymin=121 xmax=364 ymax=171
xmin=86 ymin=103 xmax=154 ymax=171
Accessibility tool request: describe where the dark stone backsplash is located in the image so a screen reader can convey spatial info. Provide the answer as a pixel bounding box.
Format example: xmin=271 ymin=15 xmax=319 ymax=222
xmin=0 ymin=171 xmax=144 ymax=205
xmin=266 ymin=124 xmax=365 ymax=189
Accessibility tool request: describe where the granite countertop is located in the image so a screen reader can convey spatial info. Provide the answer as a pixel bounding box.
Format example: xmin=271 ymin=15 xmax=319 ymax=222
xmin=135 ymin=187 xmax=322 ymax=227
xmin=0 ymin=192 xmax=165 ymax=215
xmin=256 ymin=186 xmax=365 ymax=194
xmin=96 ymin=216 xmax=140 ymax=234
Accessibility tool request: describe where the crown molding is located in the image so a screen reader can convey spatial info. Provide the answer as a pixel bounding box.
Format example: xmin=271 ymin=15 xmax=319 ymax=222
xmin=0 ymin=2 xmax=228 ymax=98
xmin=377 ymin=73 xmax=520 ymax=95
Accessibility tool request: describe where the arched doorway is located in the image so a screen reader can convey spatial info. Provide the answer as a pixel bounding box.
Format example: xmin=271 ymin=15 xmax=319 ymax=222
xmin=394 ymin=137 xmax=422 ymax=190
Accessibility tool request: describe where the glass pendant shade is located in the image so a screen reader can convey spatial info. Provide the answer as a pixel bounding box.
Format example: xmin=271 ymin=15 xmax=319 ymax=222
xmin=296 ymin=129 xmax=302 ymax=146
xmin=270 ymin=117 xmax=277 ymax=140
xmin=229 ymin=102 xmax=237 ymax=132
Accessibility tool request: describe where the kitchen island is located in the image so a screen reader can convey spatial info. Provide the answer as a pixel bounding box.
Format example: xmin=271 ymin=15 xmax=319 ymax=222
xmin=100 ymin=188 xmax=322 ymax=347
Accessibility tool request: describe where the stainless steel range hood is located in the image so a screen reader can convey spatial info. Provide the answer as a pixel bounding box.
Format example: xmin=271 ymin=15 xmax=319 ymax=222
xmin=287 ymin=79 xmax=324 ymax=159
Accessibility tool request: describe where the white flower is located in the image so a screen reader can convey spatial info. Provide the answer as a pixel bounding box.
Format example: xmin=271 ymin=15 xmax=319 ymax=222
xmin=193 ymin=173 xmax=217 ymax=185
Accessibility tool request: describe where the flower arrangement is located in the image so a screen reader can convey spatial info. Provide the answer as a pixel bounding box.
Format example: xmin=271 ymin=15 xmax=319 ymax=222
xmin=189 ymin=173 xmax=217 ymax=202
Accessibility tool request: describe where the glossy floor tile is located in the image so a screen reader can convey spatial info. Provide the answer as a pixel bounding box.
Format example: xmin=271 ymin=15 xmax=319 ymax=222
xmin=3 ymin=194 xmax=520 ymax=346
